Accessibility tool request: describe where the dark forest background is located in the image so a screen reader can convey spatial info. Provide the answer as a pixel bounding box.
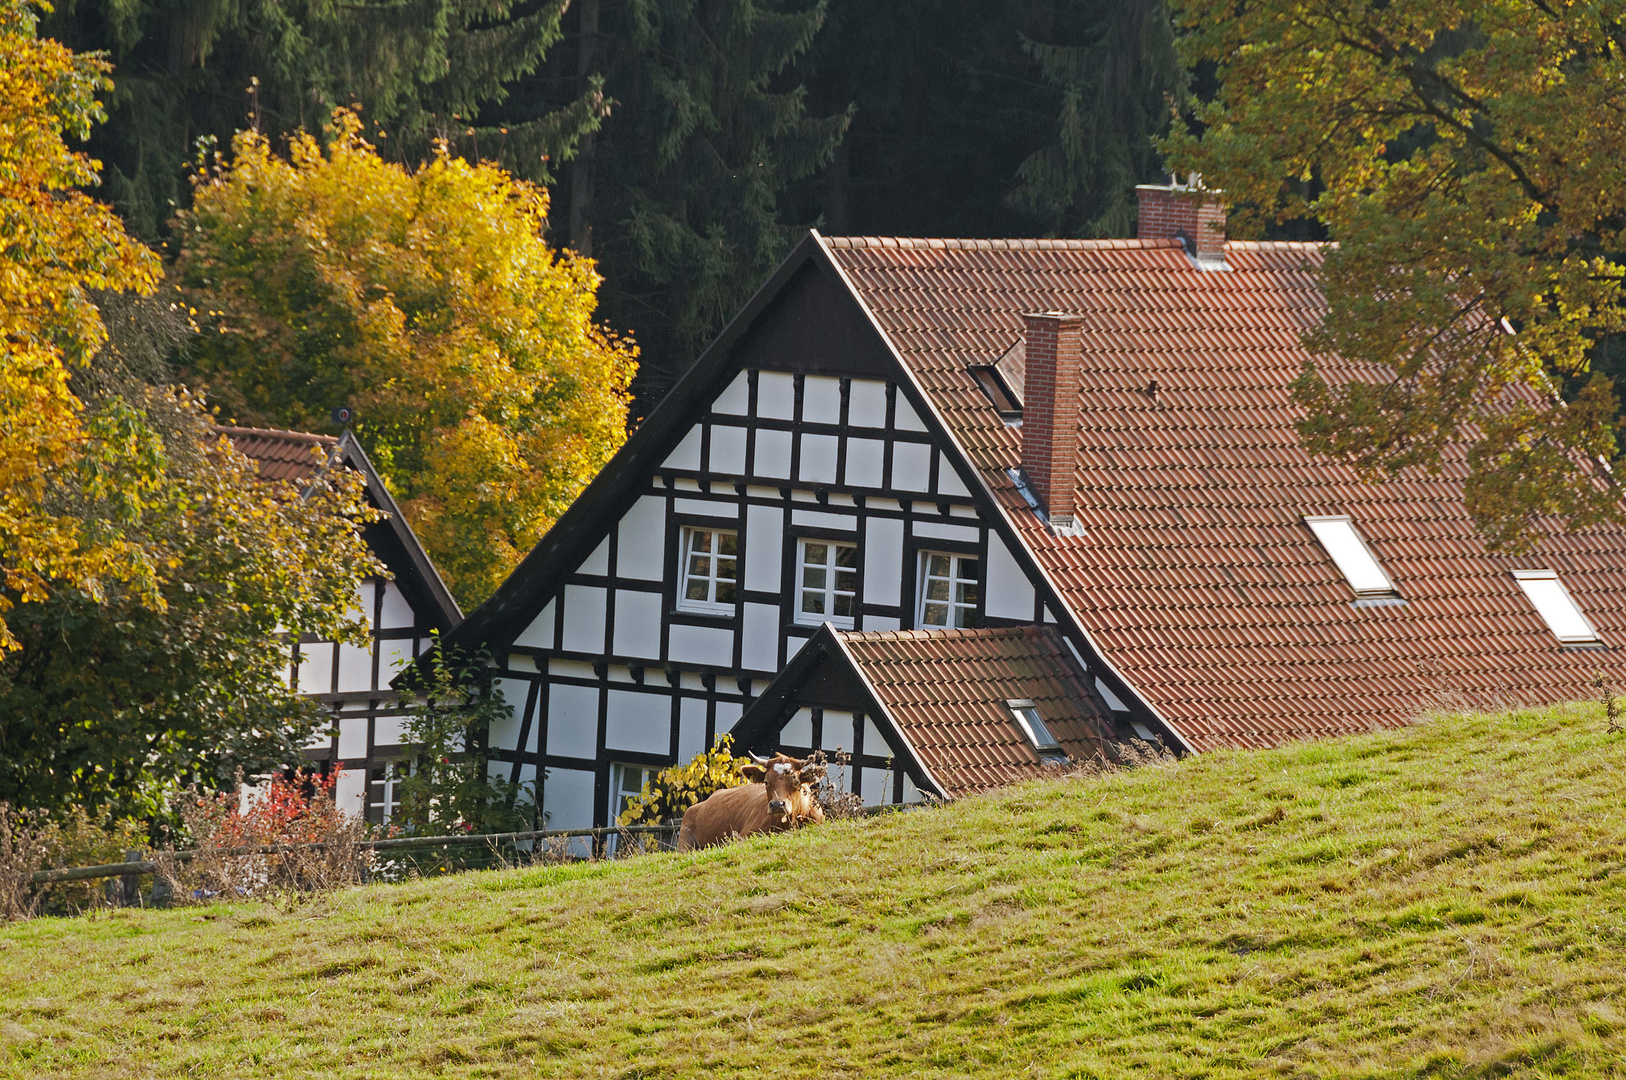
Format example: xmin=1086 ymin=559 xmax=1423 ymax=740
xmin=44 ymin=0 xmax=1186 ymax=404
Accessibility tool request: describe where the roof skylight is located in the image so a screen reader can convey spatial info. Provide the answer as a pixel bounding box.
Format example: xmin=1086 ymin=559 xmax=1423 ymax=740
xmin=1512 ymin=570 xmax=1600 ymax=644
xmin=1005 ymin=699 xmax=1061 ymax=752
xmin=1305 ymin=516 xmax=1396 ymax=596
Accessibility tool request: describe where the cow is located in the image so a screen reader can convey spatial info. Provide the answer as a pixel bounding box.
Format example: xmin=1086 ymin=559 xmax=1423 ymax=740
xmin=676 ymin=752 xmax=827 ymax=852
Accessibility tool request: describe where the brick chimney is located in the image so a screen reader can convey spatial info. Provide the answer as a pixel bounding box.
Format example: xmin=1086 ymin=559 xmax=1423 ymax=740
xmin=1021 ymin=311 xmax=1083 ymax=531
xmin=1135 ymin=177 xmax=1226 ymax=267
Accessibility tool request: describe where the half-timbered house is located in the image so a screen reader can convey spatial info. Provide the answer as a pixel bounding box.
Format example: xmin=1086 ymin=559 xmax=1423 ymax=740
xmin=436 ymin=181 xmax=1626 ymax=825
xmin=223 ymin=426 xmax=461 ymax=822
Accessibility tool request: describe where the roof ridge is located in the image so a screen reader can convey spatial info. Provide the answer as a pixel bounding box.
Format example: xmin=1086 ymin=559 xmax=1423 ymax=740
xmin=822 ymin=236 xmax=1186 ymax=252
xmin=837 ymin=625 xmax=1049 ymax=643
xmin=212 ymin=424 xmax=339 ymax=445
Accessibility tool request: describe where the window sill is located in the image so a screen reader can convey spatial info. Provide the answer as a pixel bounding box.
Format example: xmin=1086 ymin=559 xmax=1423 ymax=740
xmin=671 ymin=606 xmax=736 ymax=625
xmin=790 ymin=617 xmax=854 ymax=632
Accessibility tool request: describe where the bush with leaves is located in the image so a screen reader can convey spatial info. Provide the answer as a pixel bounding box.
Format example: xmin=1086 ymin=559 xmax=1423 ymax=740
xmin=617 ymin=737 xmax=750 ymax=827
xmin=392 ymin=639 xmax=536 ymax=836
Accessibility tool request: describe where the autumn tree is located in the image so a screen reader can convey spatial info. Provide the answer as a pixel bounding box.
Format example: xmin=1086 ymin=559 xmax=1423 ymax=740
xmin=0 ymin=0 xmax=162 ymax=653
xmin=1165 ymin=0 xmax=1626 ymax=550
xmin=0 ymin=6 xmax=382 ymax=819
xmin=175 ymin=113 xmax=637 ymax=604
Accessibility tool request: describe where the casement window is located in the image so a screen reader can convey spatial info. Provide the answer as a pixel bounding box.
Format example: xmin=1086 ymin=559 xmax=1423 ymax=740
xmin=366 ymin=761 xmax=408 ymax=826
xmin=796 ymin=539 xmax=858 ymax=627
xmin=610 ymin=762 xmax=659 ymax=821
xmin=1005 ymin=699 xmax=1062 ymax=754
xmin=1304 ymin=515 xmax=1397 ymax=597
xmin=916 ymin=551 xmax=979 ymax=628
xmin=1513 ymin=570 xmax=1600 ymax=644
xmin=678 ymin=527 xmax=738 ymax=614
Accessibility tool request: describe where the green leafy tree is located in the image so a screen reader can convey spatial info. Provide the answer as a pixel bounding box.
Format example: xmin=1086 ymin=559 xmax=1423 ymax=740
xmin=518 ymin=0 xmax=849 ymax=396
xmin=41 ymin=0 xmax=605 ymax=239
xmin=1164 ymin=0 xmax=1626 ymax=551
xmin=174 ymin=113 xmax=636 ymax=604
xmin=0 ymin=289 xmax=381 ymax=820
xmin=393 ymin=638 xmax=534 ymax=835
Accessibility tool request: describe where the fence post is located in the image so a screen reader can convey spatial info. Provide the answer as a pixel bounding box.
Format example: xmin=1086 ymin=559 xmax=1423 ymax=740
xmin=120 ymin=850 xmax=141 ymax=907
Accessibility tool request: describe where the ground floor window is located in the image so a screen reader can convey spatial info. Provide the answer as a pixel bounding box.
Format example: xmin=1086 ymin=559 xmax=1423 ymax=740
xmin=366 ymin=761 xmax=409 ymax=825
xmin=610 ymin=762 xmax=661 ymax=822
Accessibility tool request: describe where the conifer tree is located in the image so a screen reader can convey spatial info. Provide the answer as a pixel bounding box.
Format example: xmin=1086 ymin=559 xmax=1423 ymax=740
xmin=517 ymin=0 xmax=849 ymax=396
xmin=41 ymin=0 xmax=604 ymax=238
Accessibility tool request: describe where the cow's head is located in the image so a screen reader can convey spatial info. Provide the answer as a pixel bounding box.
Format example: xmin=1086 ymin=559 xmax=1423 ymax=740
xmin=741 ymin=752 xmax=826 ymax=825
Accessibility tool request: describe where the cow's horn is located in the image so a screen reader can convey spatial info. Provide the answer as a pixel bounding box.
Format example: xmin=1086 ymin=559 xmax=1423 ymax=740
xmin=747 ymin=751 xmax=773 ymax=766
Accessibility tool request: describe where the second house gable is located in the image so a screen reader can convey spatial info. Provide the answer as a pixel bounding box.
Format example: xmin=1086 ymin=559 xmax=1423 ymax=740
xmin=457 ymin=253 xmax=1062 ymax=831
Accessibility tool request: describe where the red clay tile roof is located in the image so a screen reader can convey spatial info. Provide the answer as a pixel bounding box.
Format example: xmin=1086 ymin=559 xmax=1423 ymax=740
xmin=215 ymin=425 xmax=338 ymax=483
xmin=822 ymin=235 xmax=1626 ymax=752
xmin=835 ymin=625 xmax=1116 ymax=797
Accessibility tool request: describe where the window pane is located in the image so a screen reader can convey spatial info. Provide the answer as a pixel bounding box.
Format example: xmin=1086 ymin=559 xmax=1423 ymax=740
xmin=834 ymin=569 xmax=856 ymax=593
xmin=804 ymin=542 xmax=828 ymax=565
xmin=956 ymin=581 xmax=978 ymax=606
xmin=960 ymin=558 xmax=980 ymax=581
xmin=922 ymin=602 xmax=949 ymax=626
xmin=692 ymin=530 xmax=712 ymax=553
xmin=716 ymin=581 xmax=737 ymax=605
xmin=715 ymin=555 xmax=737 ymax=580
xmin=802 ymin=591 xmax=826 ymax=614
xmin=1517 ymin=576 xmax=1595 ymax=640
xmin=925 ymin=579 xmax=950 ymax=602
xmin=803 ymin=566 xmax=827 ymax=590
xmin=1306 ymin=518 xmax=1392 ymax=593
xmin=686 ymin=580 xmax=710 ymax=602
xmin=928 ymin=554 xmax=951 ymax=577
xmin=835 ymin=544 xmax=857 ymax=568
xmin=718 ymin=532 xmax=738 ymax=556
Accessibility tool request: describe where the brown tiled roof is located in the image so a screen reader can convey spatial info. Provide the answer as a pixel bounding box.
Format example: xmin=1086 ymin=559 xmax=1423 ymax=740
xmin=822 ymin=235 xmax=1626 ymax=752
xmin=835 ymin=625 xmax=1115 ymax=797
xmin=215 ymin=425 xmax=338 ymax=482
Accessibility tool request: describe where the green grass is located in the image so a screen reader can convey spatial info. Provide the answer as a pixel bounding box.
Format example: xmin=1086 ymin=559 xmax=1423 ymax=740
xmin=4 ymin=703 xmax=1626 ymax=1078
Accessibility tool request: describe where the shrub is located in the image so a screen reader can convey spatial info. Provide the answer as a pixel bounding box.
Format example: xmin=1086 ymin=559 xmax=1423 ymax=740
xmin=618 ymin=737 xmax=750 ymax=826
xmin=154 ymin=770 xmax=368 ymax=903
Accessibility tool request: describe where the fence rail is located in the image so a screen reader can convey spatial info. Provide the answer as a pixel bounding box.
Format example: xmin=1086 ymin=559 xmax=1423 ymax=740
xmin=28 ymin=800 xmax=914 ymax=887
xmin=29 ymin=824 xmax=681 ymax=886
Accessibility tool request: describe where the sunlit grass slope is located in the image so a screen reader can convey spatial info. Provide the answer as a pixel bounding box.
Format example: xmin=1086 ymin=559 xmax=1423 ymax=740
xmin=3 ymin=703 xmax=1626 ymax=1079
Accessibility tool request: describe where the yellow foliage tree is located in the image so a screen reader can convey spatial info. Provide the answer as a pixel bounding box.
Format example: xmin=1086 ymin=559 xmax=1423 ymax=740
xmin=0 ymin=0 xmax=162 ymax=650
xmin=175 ymin=112 xmax=638 ymax=604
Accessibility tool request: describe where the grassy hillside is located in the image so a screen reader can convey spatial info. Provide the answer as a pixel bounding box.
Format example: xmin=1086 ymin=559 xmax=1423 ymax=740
xmin=3 ymin=703 xmax=1625 ymax=1079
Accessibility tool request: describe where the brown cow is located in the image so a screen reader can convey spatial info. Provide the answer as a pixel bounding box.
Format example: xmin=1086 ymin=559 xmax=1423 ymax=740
xmin=677 ymin=752 xmax=827 ymax=852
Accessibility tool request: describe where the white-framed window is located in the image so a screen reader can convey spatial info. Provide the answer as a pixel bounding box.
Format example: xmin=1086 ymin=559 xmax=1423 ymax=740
xmin=610 ymin=762 xmax=660 ymax=821
xmin=1513 ymin=570 xmax=1600 ymax=644
xmin=1005 ymin=699 xmax=1062 ymax=753
xmin=678 ymin=527 xmax=738 ymax=613
xmin=366 ymin=760 xmax=409 ymax=825
xmin=916 ymin=551 xmax=980 ymax=628
xmin=1304 ymin=515 xmax=1397 ymax=596
xmin=796 ymin=539 xmax=858 ymax=627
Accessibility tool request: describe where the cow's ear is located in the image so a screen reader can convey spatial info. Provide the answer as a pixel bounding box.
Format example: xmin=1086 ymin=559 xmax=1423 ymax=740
xmin=740 ymin=764 xmax=767 ymax=782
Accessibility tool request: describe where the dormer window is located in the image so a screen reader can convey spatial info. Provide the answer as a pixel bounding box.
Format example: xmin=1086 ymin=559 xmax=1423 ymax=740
xmin=1513 ymin=570 xmax=1601 ymax=644
xmin=1305 ymin=516 xmax=1397 ymax=598
xmin=1005 ymin=698 xmax=1061 ymax=753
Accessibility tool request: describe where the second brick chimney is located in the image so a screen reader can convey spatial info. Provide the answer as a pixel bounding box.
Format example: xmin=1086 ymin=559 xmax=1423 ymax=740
xmin=1136 ymin=178 xmax=1226 ymax=268
xmin=1021 ymin=311 xmax=1084 ymax=531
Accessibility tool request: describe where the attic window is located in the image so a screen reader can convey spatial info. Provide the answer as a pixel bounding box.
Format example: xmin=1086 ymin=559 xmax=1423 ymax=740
xmin=1512 ymin=570 xmax=1600 ymax=644
xmin=1304 ymin=516 xmax=1397 ymax=597
xmin=1005 ymin=699 xmax=1061 ymax=752
xmin=969 ymin=366 xmax=1022 ymax=423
